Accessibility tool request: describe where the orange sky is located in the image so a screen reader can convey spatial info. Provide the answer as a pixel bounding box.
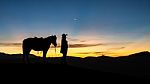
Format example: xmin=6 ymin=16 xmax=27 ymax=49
xmin=0 ymin=33 xmax=150 ymax=58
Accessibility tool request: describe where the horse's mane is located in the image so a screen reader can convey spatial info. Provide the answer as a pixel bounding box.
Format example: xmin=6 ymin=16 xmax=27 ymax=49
xmin=46 ymin=35 xmax=56 ymax=38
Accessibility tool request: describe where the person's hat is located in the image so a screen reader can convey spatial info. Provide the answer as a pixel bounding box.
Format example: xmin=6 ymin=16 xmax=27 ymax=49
xmin=62 ymin=34 xmax=67 ymax=37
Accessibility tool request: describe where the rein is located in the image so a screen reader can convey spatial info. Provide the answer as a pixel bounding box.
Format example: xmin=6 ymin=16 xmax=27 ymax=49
xmin=55 ymin=47 xmax=57 ymax=57
xmin=55 ymin=47 xmax=56 ymax=54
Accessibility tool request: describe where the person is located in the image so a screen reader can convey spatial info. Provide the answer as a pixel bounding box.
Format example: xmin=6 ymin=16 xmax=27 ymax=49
xmin=60 ymin=34 xmax=68 ymax=65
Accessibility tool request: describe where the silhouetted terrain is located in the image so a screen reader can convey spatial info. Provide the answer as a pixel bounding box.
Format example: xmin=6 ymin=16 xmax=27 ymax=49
xmin=0 ymin=51 xmax=150 ymax=81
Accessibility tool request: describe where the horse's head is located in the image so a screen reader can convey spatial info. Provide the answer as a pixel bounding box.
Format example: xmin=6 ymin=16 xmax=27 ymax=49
xmin=50 ymin=35 xmax=57 ymax=47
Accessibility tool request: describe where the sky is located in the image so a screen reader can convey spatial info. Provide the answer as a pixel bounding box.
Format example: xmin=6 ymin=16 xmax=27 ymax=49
xmin=0 ymin=0 xmax=150 ymax=57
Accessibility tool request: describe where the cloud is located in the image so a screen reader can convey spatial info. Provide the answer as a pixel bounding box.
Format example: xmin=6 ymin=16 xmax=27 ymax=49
xmin=76 ymin=51 xmax=116 ymax=56
xmin=0 ymin=43 xmax=21 ymax=47
xmin=68 ymin=43 xmax=104 ymax=48
xmin=0 ymin=41 xmax=132 ymax=48
xmin=68 ymin=38 xmax=86 ymax=42
xmin=77 ymin=52 xmax=103 ymax=54
xmin=107 ymin=47 xmax=126 ymax=50
xmin=68 ymin=42 xmax=132 ymax=48
xmin=105 ymin=42 xmax=133 ymax=45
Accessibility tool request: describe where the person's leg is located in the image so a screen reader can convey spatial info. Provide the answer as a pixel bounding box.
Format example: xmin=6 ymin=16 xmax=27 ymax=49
xmin=64 ymin=53 xmax=67 ymax=65
xmin=62 ymin=53 xmax=67 ymax=65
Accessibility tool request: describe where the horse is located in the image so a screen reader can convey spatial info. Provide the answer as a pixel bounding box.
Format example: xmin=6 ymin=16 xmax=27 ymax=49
xmin=22 ymin=35 xmax=57 ymax=63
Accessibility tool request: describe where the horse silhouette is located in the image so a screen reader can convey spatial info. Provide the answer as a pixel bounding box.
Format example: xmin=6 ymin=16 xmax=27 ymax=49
xmin=22 ymin=35 xmax=57 ymax=63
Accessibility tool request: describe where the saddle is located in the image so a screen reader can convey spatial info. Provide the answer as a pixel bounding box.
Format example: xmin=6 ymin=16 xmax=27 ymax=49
xmin=33 ymin=37 xmax=44 ymax=42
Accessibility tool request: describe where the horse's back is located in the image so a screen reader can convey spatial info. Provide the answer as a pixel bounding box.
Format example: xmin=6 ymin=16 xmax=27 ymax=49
xmin=23 ymin=37 xmax=43 ymax=46
xmin=23 ymin=37 xmax=47 ymax=51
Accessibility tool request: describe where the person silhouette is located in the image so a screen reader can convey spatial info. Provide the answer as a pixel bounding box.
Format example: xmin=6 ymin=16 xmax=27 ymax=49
xmin=60 ymin=34 xmax=68 ymax=65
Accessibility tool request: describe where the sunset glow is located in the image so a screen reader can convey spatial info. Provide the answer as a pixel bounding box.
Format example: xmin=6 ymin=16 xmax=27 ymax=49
xmin=0 ymin=34 xmax=150 ymax=58
xmin=0 ymin=0 xmax=150 ymax=58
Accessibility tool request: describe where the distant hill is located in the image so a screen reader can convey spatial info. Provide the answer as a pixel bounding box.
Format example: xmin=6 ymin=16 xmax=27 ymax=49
xmin=0 ymin=51 xmax=150 ymax=80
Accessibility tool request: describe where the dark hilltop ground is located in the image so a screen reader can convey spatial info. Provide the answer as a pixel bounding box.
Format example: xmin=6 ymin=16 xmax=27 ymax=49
xmin=0 ymin=51 xmax=150 ymax=82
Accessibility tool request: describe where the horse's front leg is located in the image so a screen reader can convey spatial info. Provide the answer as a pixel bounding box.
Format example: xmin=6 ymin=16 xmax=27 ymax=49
xmin=43 ymin=50 xmax=48 ymax=63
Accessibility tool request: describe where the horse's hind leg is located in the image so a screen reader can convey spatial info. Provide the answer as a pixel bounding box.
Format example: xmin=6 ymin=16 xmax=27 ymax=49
xmin=23 ymin=48 xmax=26 ymax=63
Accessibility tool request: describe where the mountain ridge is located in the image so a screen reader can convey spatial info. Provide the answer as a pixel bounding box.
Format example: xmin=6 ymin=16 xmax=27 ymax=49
xmin=0 ymin=51 xmax=150 ymax=79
